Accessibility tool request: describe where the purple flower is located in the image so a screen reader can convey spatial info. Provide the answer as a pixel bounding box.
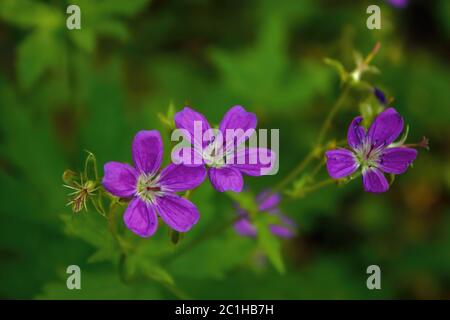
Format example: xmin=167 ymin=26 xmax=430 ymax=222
xmin=174 ymin=106 xmax=275 ymax=193
xmin=325 ymin=108 xmax=417 ymax=193
xmin=102 ymin=130 xmax=206 ymax=237
xmin=387 ymin=0 xmax=408 ymax=8
xmin=234 ymin=191 xmax=296 ymax=238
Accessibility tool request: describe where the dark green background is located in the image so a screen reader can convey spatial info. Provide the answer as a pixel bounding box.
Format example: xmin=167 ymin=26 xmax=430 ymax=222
xmin=0 ymin=0 xmax=449 ymax=299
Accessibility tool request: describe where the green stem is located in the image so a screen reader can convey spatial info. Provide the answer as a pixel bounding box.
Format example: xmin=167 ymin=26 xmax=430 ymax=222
xmin=184 ymin=189 xmax=194 ymax=200
xmin=272 ymin=83 xmax=351 ymax=194
xmin=272 ymin=149 xmax=317 ymax=193
xmin=288 ymin=172 xmax=362 ymax=200
xmin=316 ymin=83 xmax=351 ymax=147
xmin=310 ymin=158 xmax=326 ymax=180
xmin=108 ymin=201 xmax=131 ymax=254
xmin=296 ymin=178 xmax=336 ymax=197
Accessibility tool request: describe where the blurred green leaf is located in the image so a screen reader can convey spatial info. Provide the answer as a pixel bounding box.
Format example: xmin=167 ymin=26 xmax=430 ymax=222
xmin=0 ymin=0 xmax=62 ymax=29
xmin=17 ymin=31 xmax=63 ymax=90
xmin=69 ymin=0 xmax=151 ymax=49
xmin=255 ymin=219 xmax=284 ymax=274
xmin=209 ymin=13 xmax=331 ymax=110
xmin=37 ymin=269 xmax=162 ymax=299
xmin=168 ymin=232 xmax=255 ymax=280
xmin=226 ymin=191 xmax=258 ymax=214
xmin=61 ymin=213 xmax=116 ymax=264
xmin=324 ymin=58 xmax=348 ymax=83
xmin=127 ymin=255 xmax=174 ymax=286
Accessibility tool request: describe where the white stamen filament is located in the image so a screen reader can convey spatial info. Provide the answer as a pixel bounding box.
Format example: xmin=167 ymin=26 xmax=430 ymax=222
xmin=135 ymin=173 xmax=164 ymax=204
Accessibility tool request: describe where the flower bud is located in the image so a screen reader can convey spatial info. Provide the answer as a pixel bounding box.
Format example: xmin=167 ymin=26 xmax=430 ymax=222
xmin=62 ymin=169 xmax=77 ymax=185
xmin=85 ymin=180 xmax=97 ymax=192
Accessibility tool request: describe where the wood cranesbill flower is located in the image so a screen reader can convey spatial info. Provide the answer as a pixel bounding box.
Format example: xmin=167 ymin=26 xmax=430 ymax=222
xmin=102 ymin=130 xmax=206 ymax=237
xmin=325 ymin=108 xmax=418 ymax=193
xmin=173 ymin=105 xmax=275 ymax=193
xmin=234 ymin=191 xmax=296 ymax=238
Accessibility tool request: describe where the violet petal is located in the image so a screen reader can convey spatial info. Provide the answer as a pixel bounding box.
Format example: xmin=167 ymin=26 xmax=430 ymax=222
xmin=208 ymin=166 xmax=244 ymax=192
xmin=174 ymin=106 xmax=211 ymax=146
xmin=171 ymin=146 xmax=204 ymax=167
xmin=220 ymin=105 xmax=257 ymax=149
xmin=102 ymin=161 xmax=137 ymax=198
xmin=132 ymin=130 xmax=163 ymax=175
xmin=123 ymin=198 xmax=158 ymax=237
xmin=155 ymin=194 xmax=200 ymax=232
xmin=325 ymin=149 xmax=359 ymax=179
xmin=367 ymin=108 xmax=404 ymax=147
xmin=234 ymin=218 xmax=257 ymax=237
xmin=232 ymin=147 xmax=275 ymax=176
xmin=256 ymin=191 xmax=280 ymax=211
xmin=269 ymin=225 xmax=295 ymax=238
xmin=158 ymin=163 xmax=206 ymax=192
xmin=379 ymin=147 xmax=417 ymax=174
xmin=362 ymin=167 xmax=389 ymax=193
xmin=219 ymin=105 xmax=257 ymax=134
xmin=347 ymin=116 xmax=366 ymax=150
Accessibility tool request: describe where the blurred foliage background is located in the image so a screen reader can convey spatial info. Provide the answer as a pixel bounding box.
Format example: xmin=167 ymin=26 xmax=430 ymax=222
xmin=0 ymin=0 xmax=449 ymax=299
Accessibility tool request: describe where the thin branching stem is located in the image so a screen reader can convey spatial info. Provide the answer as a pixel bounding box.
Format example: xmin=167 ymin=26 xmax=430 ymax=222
xmin=286 ymin=172 xmax=362 ymax=201
xmin=316 ymin=83 xmax=351 ymax=148
xmin=273 ymin=84 xmax=351 ymax=194
xmin=272 ymin=149 xmax=317 ymax=193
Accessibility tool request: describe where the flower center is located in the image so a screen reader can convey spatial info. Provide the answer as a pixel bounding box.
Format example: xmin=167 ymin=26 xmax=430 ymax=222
xmin=136 ymin=173 xmax=163 ymax=204
xmin=355 ymin=139 xmax=383 ymax=170
xmin=202 ymin=142 xmax=226 ymax=168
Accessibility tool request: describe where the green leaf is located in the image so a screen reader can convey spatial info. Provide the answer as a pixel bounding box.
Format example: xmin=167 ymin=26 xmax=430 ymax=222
xmin=37 ymin=270 xmax=162 ymax=299
xmin=94 ymin=0 xmax=150 ymax=17
xmin=168 ymin=232 xmax=255 ymax=280
xmin=61 ymin=213 xmax=116 ymax=263
xmin=94 ymin=19 xmax=129 ymax=41
xmin=67 ymin=0 xmax=151 ymax=49
xmin=324 ymin=58 xmax=348 ymax=82
xmin=256 ymin=219 xmax=285 ymax=273
xmin=87 ymin=248 xmax=113 ymax=264
xmin=209 ymin=14 xmax=331 ymax=110
xmin=158 ymin=101 xmax=177 ymax=130
xmin=359 ymin=95 xmax=383 ymax=128
xmin=69 ymin=30 xmax=96 ymax=53
xmin=0 ymin=79 xmax=66 ymax=214
xmin=142 ymin=263 xmax=174 ymax=286
xmin=17 ymin=30 xmax=62 ymax=90
xmin=226 ymin=191 xmax=258 ymax=214
xmin=127 ymin=255 xmax=174 ymax=286
xmin=0 ymin=0 xmax=62 ymax=29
